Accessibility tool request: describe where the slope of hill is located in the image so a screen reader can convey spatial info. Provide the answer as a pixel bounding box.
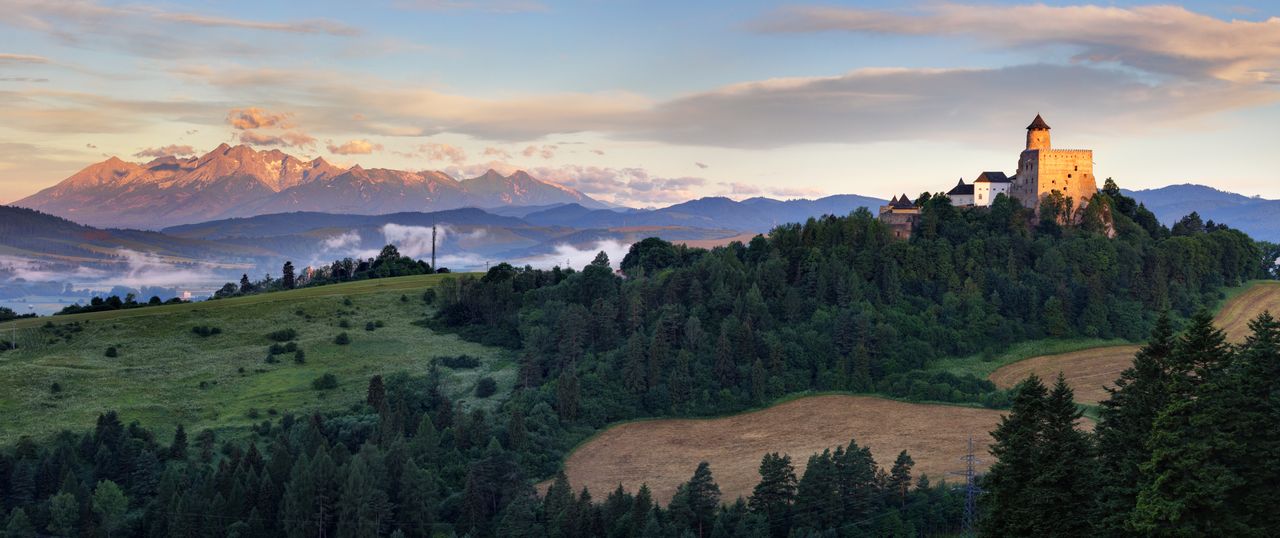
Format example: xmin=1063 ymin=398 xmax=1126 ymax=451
xmin=16 ymin=145 xmax=604 ymax=229
xmin=0 ymin=274 xmax=512 ymax=443
xmin=0 ymin=205 xmax=268 ymax=266
xmin=1125 ymin=184 xmax=1280 ymax=242
xmin=523 ymin=194 xmax=886 ymax=232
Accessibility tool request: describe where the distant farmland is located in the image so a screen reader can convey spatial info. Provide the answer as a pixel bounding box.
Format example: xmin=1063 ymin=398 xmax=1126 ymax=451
xmin=989 ymin=280 xmax=1280 ymax=404
xmin=553 ymin=395 xmax=1019 ymax=504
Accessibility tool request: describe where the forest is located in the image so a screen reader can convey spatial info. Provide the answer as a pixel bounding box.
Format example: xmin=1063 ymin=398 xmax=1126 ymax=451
xmin=1 ymin=185 xmax=1275 ymax=537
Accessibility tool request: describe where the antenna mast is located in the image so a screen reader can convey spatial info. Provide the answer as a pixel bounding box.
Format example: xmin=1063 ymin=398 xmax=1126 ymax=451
xmin=431 ymin=218 xmax=437 ymax=272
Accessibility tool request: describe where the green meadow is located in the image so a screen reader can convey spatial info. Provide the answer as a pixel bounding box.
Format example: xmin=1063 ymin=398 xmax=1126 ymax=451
xmin=0 ymin=273 xmax=513 ymax=443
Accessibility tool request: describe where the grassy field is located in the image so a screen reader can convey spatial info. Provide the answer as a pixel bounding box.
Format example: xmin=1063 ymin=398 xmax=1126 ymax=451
xmin=984 ymin=280 xmax=1280 ymax=404
xmin=550 ymin=394 xmax=1080 ymax=504
xmin=0 ymin=274 xmax=514 ymax=443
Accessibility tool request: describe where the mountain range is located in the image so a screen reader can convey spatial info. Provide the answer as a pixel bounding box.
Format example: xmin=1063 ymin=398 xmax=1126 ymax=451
xmin=15 ymin=144 xmax=607 ymax=229
xmin=1123 ymin=184 xmax=1280 ymax=242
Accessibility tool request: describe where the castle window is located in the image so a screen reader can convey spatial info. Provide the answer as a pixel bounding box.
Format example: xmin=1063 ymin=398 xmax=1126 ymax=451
xmin=1068 ymin=174 xmax=1072 ymax=178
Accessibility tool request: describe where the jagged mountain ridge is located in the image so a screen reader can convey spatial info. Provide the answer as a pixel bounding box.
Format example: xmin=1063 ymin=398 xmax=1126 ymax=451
xmin=16 ymin=144 xmax=605 ymax=229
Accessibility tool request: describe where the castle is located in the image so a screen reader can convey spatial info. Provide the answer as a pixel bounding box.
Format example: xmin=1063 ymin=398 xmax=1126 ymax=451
xmin=880 ymin=114 xmax=1097 ymax=238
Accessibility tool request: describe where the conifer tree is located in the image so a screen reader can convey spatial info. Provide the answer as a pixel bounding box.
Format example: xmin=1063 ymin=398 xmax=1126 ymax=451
xmin=283 ymin=261 xmax=296 ymax=289
xmin=1132 ymin=311 xmax=1238 ymax=536
xmin=669 ymin=462 xmax=721 ymax=538
xmin=336 ymin=448 xmax=391 ymax=538
xmin=886 ymin=450 xmax=914 ymax=508
xmin=1221 ymin=312 xmax=1280 ymax=532
xmin=1095 ymin=314 xmax=1175 ymax=536
xmin=748 ymin=452 xmax=797 ymax=537
xmin=980 ymin=374 xmax=1047 ymax=537
xmin=168 ymin=424 xmax=188 ymax=461
xmin=1027 ymin=375 xmax=1095 ymax=537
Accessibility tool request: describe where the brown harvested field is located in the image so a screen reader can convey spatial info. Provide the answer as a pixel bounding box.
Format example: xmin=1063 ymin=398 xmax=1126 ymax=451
xmin=553 ymin=395 xmax=1017 ymax=504
xmin=989 ymin=282 xmax=1280 ymax=403
xmin=989 ymin=345 xmax=1141 ymax=404
xmin=1215 ymin=282 xmax=1280 ymax=342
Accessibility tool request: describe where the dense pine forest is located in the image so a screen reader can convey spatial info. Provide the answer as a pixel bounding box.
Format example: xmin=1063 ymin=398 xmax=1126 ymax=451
xmin=2 ymin=185 xmax=1275 ymax=537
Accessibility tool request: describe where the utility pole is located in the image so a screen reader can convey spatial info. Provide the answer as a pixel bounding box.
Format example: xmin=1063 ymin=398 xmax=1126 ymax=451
xmin=431 ymin=222 xmax=437 ymax=272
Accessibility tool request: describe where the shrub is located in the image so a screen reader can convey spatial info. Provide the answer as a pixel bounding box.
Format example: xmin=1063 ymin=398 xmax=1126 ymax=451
xmin=266 ymin=328 xmax=298 ymax=342
xmin=104 ymin=346 xmax=118 ymax=358
xmin=334 ymin=332 xmax=351 ymax=345
xmin=191 ymin=325 xmax=222 ymax=337
xmin=293 ymin=349 xmax=306 ymax=364
xmin=342 ymin=297 xmax=353 ymax=306
xmin=246 ymin=408 xmax=260 ymax=419
xmin=312 ymin=373 xmax=338 ymax=390
xmin=434 ymin=354 xmax=481 ymax=369
xmin=365 ymin=321 xmax=377 ymax=331
xmin=422 ymin=289 xmax=437 ymax=304
xmin=339 ymin=319 xmax=351 ymax=329
xmin=475 ymin=377 xmax=498 ymax=398
xmin=50 ymin=382 xmax=62 ymax=394
xmin=400 ymin=294 xmax=409 ymax=302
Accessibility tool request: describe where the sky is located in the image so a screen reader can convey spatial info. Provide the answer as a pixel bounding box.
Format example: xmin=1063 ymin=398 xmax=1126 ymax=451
xmin=1 ymin=0 xmax=1279 ymax=206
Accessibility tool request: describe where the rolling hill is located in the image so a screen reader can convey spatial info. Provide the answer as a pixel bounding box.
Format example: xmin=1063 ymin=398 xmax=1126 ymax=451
xmin=1125 ymin=184 xmax=1280 ymax=242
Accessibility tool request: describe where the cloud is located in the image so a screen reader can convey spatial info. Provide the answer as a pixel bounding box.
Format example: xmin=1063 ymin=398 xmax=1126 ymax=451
xmin=227 ymin=107 xmax=291 ymax=129
xmin=239 ymin=130 xmax=317 ymax=148
xmin=152 ymin=13 xmax=359 ymax=36
xmin=417 ymin=143 xmax=468 ymax=164
xmin=0 ymin=0 xmax=359 ymax=57
xmin=327 ymin=139 xmax=382 ymax=155
xmin=753 ymin=4 xmax=1280 ymax=83
xmin=134 ymin=145 xmax=196 ymax=158
xmin=695 ymin=162 xmax=708 ymax=169
xmin=483 ymin=147 xmax=513 ymax=160
xmin=521 ymin=144 xmax=557 ymax=159
xmin=394 ymin=0 xmax=548 ymax=14
xmin=519 ymin=164 xmax=708 ymax=205
xmin=322 ymin=231 xmax=362 ymax=251
xmin=0 ymin=53 xmax=49 ymax=64
xmin=113 ymin=249 xmax=222 ymax=289
xmin=590 ymin=149 xmax=605 ymax=155
xmin=626 ymin=63 xmax=1278 ymax=148
xmin=85 ymin=143 xmax=96 ymax=149
xmin=515 ymin=240 xmax=630 ymax=270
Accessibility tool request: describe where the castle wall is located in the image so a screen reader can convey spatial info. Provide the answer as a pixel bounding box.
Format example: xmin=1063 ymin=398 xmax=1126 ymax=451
xmin=974 ymin=182 xmax=1010 ymax=207
xmin=1014 ymin=149 xmax=1096 ymax=212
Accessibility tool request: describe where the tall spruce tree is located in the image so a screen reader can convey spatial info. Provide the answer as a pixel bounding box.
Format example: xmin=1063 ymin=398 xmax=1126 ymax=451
xmin=979 ymin=374 xmax=1048 ymax=537
xmin=669 ymin=462 xmax=721 ymax=538
xmin=1094 ymin=314 xmax=1175 ymax=536
xmin=1027 ymin=374 xmax=1095 ymax=537
xmin=1132 ymin=311 xmax=1239 ymax=536
xmin=748 ymin=452 xmax=797 ymax=537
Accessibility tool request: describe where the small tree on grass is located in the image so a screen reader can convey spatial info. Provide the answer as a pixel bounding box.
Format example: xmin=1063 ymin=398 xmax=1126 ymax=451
xmin=313 ymin=373 xmax=338 ymax=390
xmin=294 ymin=349 xmax=306 ymax=364
xmin=334 ymin=332 xmax=351 ymax=345
xmin=475 ymin=377 xmax=497 ymax=398
xmin=104 ymin=346 xmax=118 ymax=358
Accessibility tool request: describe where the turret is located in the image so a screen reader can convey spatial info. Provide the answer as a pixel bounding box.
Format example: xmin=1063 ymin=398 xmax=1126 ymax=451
xmin=1026 ymin=114 xmax=1051 ymax=151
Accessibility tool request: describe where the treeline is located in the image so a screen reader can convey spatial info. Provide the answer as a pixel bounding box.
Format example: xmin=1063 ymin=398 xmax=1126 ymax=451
xmin=0 ymin=365 xmax=963 ymax=537
xmin=213 ymin=245 xmax=442 ymax=300
xmin=434 ymin=182 xmax=1266 ymax=420
xmin=981 ymin=310 xmax=1280 ymax=536
xmin=56 ymin=294 xmax=186 ymax=316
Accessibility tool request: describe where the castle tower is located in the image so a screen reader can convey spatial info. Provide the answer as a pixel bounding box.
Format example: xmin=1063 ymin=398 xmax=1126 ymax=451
xmin=1012 ymin=114 xmax=1096 ymax=215
xmin=1026 ymin=114 xmax=1051 ymax=150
